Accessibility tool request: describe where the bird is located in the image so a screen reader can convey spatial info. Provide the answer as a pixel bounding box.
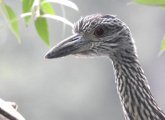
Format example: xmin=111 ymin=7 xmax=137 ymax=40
xmin=45 ymin=14 xmax=165 ymax=120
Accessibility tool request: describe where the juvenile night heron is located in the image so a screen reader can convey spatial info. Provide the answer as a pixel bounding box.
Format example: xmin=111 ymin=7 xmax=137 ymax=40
xmin=45 ymin=14 xmax=165 ymax=120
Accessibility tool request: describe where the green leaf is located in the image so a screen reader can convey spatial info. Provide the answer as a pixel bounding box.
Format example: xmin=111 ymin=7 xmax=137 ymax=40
xmin=134 ymin=0 xmax=165 ymax=6
xmin=35 ymin=17 xmax=50 ymax=46
xmin=2 ymin=4 xmax=20 ymax=42
xmin=43 ymin=0 xmax=79 ymax=11
xmin=161 ymin=36 xmax=165 ymax=50
xmin=41 ymin=1 xmax=55 ymax=14
xmin=22 ymin=0 xmax=34 ymax=25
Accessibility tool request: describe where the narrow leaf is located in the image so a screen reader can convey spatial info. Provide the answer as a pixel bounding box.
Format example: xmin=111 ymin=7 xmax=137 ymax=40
xmin=41 ymin=1 xmax=55 ymax=14
xmin=42 ymin=0 xmax=79 ymax=11
xmin=35 ymin=17 xmax=50 ymax=45
xmin=161 ymin=36 xmax=165 ymax=50
xmin=22 ymin=0 xmax=34 ymax=25
xmin=2 ymin=4 xmax=20 ymax=42
xmin=134 ymin=0 xmax=165 ymax=6
xmin=41 ymin=14 xmax=73 ymax=27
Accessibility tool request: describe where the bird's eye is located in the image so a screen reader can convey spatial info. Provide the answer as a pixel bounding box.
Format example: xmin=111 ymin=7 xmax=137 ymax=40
xmin=94 ymin=27 xmax=104 ymax=37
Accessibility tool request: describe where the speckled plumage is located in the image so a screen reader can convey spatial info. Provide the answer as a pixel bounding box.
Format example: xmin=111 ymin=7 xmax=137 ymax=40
xmin=45 ymin=14 xmax=165 ymax=120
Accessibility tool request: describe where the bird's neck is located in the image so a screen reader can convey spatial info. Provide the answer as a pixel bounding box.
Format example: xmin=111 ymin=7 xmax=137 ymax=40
xmin=111 ymin=51 xmax=165 ymax=120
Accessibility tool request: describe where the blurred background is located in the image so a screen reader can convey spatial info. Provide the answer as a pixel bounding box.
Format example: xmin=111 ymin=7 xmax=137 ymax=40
xmin=0 ymin=0 xmax=165 ymax=119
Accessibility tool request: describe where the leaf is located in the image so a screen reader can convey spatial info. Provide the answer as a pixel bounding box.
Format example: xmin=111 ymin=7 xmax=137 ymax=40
xmin=35 ymin=17 xmax=50 ymax=46
xmin=41 ymin=0 xmax=55 ymax=14
xmin=41 ymin=14 xmax=73 ymax=27
xmin=22 ymin=0 xmax=34 ymax=25
xmin=43 ymin=0 xmax=79 ymax=11
xmin=134 ymin=0 xmax=165 ymax=6
xmin=2 ymin=3 xmax=20 ymax=42
xmin=161 ymin=36 xmax=165 ymax=50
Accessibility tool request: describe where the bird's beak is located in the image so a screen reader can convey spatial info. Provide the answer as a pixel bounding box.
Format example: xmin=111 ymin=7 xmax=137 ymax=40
xmin=45 ymin=34 xmax=90 ymax=59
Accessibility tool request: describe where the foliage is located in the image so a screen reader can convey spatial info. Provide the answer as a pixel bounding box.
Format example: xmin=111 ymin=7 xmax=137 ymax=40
xmin=1 ymin=3 xmax=20 ymax=43
xmin=133 ymin=0 xmax=165 ymax=52
xmin=134 ymin=0 xmax=165 ymax=6
xmin=0 ymin=0 xmax=79 ymax=46
xmin=161 ymin=36 xmax=165 ymax=51
xmin=22 ymin=0 xmax=34 ymax=26
xmin=35 ymin=17 xmax=49 ymax=45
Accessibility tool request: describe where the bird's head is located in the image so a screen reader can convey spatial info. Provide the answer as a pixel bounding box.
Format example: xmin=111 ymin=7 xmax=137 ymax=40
xmin=45 ymin=14 xmax=136 ymax=59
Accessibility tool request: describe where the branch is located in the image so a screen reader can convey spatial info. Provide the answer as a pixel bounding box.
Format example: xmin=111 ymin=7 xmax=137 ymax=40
xmin=0 ymin=98 xmax=25 ymax=120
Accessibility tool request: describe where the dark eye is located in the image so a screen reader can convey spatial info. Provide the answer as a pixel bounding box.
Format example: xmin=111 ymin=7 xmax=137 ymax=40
xmin=94 ymin=27 xmax=104 ymax=37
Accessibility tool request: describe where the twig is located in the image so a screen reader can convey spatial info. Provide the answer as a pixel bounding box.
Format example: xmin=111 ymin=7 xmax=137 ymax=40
xmin=0 ymin=98 xmax=25 ymax=120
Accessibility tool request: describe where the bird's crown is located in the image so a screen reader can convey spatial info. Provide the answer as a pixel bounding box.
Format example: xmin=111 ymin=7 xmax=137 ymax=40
xmin=73 ymin=14 xmax=124 ymax=34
